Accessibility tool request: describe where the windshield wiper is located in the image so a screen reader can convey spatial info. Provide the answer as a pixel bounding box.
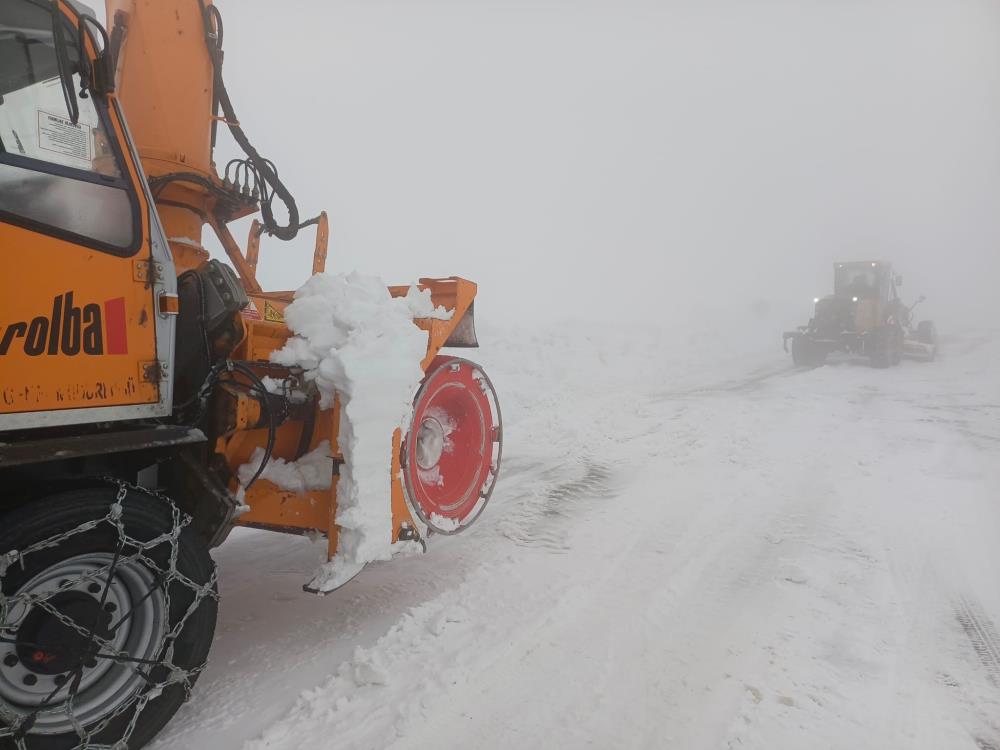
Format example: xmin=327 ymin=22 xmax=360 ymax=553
xmin=50 ymin=1 xmax=79 ymax=125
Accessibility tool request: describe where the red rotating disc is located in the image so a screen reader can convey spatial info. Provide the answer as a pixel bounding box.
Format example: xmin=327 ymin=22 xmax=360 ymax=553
xmin=403 ymin=357 xmax=502 ymax=534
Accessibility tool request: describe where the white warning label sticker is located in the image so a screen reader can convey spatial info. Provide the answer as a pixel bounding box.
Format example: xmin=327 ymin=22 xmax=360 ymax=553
xmin=37 ymin=111 xmax=91 ymax=165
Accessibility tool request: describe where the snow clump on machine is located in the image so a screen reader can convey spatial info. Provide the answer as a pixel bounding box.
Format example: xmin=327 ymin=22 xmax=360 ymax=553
xmin=237 ymin=440 xmax=334 ymax=494
xmin=270 ymin=272 xmax=451 ymax=592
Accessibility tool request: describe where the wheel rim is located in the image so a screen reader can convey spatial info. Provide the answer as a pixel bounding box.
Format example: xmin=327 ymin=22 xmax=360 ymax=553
xmin=403 ymin=358 xmax=502 ymax=534
xmin=0 ymin=553 xmax=167 ymax=735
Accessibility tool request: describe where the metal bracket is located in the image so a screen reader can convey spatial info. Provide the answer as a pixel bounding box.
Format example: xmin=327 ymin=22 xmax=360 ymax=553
xmin=133 ymin=259 xmax=166 ymax=284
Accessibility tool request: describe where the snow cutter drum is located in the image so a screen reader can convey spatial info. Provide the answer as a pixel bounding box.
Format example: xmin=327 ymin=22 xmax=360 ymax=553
xmin=402 ymin=357 xmax=502 ymax=534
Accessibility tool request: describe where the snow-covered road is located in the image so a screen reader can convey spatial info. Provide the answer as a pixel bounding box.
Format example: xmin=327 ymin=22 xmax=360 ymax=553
xmin=152 ymin=327 xmax=1000 ymax=750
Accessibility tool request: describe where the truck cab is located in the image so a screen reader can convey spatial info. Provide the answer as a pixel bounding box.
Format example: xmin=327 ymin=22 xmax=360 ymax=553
xmin=0 ymin=0 xmax=176 ymax=430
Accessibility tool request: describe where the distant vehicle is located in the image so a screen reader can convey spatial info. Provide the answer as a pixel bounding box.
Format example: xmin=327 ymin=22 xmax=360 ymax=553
xmin=783 ymin=261 xmax=938 ymax=367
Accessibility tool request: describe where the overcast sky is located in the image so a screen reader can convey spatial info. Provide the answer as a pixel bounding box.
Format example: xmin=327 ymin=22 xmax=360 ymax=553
xmin=104 ymin=0 xmax=1000 ymax=329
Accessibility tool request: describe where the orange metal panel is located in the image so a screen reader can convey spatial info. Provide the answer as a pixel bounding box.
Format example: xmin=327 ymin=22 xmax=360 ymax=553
xmin=246 ymin=220 xmax=263 ymax=273
xmin=312 ymin=212 xmax=329 ymax=275
xmin=238 ymin=487 xmax=332 ymax=532
xmin=207 ymin=212 xmax=263 ymax=294
xmin=0 ymin=228 xmax=160 ymax=413
xmin=390 ymin=428 xmax=416 ymax=541
xmin=106 ymin=0 xmax=215 ymax=182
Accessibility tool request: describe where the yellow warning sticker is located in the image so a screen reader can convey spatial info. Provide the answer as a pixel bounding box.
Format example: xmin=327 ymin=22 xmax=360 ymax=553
xmin=263 ymin=301 xmax=285 ymax=323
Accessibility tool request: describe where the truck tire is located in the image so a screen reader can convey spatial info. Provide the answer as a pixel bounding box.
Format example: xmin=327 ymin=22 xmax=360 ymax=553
xmin=890 ymin=329 xmax=903 ymax=365
xmin=869 ymin=326 xmax=903 ymax=368
xmin=917 ymin=320 xmax=938 ymax=347
xmin=0 ymin=485 xmax=217 ymax=750
xmin=791 ymin=336 xmax=825 ymax=367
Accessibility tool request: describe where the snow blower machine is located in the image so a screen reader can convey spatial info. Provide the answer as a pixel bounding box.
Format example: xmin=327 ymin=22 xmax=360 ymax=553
xmin=0 ymin=1 xmax=502 ymax=747
xmin=783 ymin=261 xmax=938 ymax=367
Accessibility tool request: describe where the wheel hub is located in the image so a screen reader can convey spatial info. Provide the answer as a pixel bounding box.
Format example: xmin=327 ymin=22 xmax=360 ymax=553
xmin=0 ymin=553 xmax=167 ymax=735
xmin=415 ymin=417 xmax=446 ymax=470
xmin=14 ymin=591 xmax=113 ymax=676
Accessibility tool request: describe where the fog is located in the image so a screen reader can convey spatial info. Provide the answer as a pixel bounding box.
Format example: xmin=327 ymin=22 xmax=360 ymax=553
xmin=109 ymin=0 xmax=1000 ymax=330
xmin=8 ymin=6 xmax=995 ymax=747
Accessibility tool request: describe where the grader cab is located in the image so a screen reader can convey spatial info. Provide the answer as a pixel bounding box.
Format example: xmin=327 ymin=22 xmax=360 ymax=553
xmin=0 ymin=2 xmax=501 ymax=748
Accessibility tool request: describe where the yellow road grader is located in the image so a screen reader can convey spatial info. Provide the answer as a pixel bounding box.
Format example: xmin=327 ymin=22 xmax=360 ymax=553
xmin=784 ymin=261 xmax=938 ymax=368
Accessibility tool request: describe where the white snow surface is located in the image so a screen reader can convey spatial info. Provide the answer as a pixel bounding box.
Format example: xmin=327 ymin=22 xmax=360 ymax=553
xmin=166 ymin=236 xmax=203 ymax=249
xmin=401 ymin=284 xmax=454 ymax=321
xmin=427 ymin=513 xmax=460 ymax=533
xmin=269 ymin=272 xmax=449 ymax=592
xmin=152 ymin=321 xmax=1000 ymax=750
xmin=237 ymin=441 xmax=334 ymax=495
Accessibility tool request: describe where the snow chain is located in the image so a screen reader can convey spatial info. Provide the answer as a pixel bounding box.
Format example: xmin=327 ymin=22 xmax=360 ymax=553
xmin=0 ymin=479 xmax=219 ymax=750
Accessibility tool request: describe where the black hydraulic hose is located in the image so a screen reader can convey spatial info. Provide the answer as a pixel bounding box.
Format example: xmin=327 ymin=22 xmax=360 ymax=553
xmin=215 ymin=86 xmax=300 ymax=241
xmin=149 ymin=171 xmax=235 ymax=202
xmin=206 ymin=3 xmax=224 ymax=49
xmin=197 ymin=0 xmax=300 ymax=241
xmin=186 ymin=268 xmax=214 ymax=364
xmin=205 ymin=4 xmax=224 ymax=153
xmin=294 ymin=391 xmax=318 ymax=460
xmin=176 ymin=360 xmax=278 ymax=490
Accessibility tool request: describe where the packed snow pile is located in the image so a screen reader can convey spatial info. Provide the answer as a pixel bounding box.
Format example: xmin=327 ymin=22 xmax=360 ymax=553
xmin=270 ymin=272 xmax=451 ymax=592
xmin=237 ymin=440 xmax=334 ymax=494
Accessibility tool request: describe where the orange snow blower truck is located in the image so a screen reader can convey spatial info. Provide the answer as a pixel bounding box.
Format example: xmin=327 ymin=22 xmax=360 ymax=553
xmin=0 ymin=2 xmax=502 ymax=747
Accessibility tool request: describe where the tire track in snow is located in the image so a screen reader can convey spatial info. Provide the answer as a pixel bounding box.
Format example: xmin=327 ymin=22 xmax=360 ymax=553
xmin=955 ymin=598 xmax=1000 ymax=687
xmin=940 ymin=333 xmax=993 ymax=358
xmin=496 ymin=458 xmax=618 ymax=553
xmin=651 ymin=362 xmax=800 ymax=402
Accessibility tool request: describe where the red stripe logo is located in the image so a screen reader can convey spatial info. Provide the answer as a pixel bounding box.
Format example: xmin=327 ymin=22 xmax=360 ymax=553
xmin=0 ymin=294 xmax=130 ymax=357
xmin=103 ymin=297 xmax=128 ymax=355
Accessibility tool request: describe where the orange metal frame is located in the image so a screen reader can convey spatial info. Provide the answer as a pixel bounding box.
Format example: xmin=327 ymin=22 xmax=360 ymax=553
xmin=103 ymin=0 xmax=479 ymax=560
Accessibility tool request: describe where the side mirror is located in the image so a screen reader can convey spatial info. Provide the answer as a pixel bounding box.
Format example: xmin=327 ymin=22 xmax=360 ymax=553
xmin=79 ymin=18 xmax=116 ymax=96
xmin=895 ymin=275 xmax=903 ymax=286
xmin=91 ymin=50 xmax=115 ymax=96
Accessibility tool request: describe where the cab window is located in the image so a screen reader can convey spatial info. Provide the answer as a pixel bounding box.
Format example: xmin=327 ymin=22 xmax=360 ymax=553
xmin=0 ymin=0 xmax=139 ymax=253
